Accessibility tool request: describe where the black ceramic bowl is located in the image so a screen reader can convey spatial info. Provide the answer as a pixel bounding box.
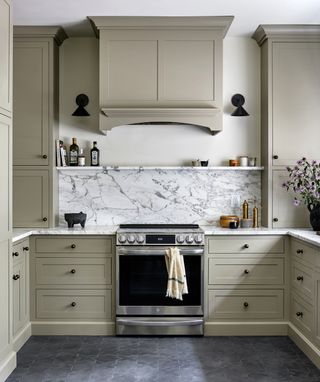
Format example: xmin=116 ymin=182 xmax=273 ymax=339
xmin=201 ymin=160 xmax=209 ymax=167
xmin=64 ymin=212 xmax=87 ymax=228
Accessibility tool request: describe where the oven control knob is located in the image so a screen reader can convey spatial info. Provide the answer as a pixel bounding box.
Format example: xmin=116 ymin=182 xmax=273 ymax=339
xmin=185 ymin=235 xmax=194 ymax=244
xmin=136 ymin=235 xmax=144 ymax=244
xmin=127 ymin=235 xmax=136 ymax=244
xmin=194 ymin=234 xmax=203 ymax=244
xmin=118 ymin=234 xmax=127 ymax=244
xmin=176 ymin=234 xmax=185 ymax=244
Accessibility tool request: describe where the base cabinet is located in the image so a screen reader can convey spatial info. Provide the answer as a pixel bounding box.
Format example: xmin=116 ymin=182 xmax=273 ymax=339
xmin=12 ymin=238 xmax=30 ymax=351
xmin=30 ymin=235 xmax=115 ymax=335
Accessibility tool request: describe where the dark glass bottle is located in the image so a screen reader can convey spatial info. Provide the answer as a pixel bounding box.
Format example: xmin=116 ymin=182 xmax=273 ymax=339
xmin=90 ymin=141 xmax=100 ymax=166
xmin=69 ymin=138 xmax=79 ymax=166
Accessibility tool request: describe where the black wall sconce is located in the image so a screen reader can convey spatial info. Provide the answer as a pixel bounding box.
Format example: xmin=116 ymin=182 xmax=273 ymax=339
xmin=231 ymin=94 xmax=249 ymax=116
xmin=72 ymin=94 xmax=90 ymax=116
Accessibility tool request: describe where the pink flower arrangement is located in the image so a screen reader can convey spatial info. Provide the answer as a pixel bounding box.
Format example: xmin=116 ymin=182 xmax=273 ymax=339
xmin=282 ymin=158 xmax=320 ymax=209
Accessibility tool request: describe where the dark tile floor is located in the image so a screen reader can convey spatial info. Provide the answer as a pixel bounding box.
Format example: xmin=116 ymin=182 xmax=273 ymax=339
xmin=6 ymin=336 xmax=320 ymax=382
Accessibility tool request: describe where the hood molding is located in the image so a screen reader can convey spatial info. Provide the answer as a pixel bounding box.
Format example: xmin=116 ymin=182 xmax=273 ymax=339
xmin=90 ymin=16 xmax=233 ymax=134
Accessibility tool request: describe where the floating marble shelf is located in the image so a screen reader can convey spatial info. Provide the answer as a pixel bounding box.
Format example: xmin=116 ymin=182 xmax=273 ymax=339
xmin=56 ymin=166 xmax=264 ymax=171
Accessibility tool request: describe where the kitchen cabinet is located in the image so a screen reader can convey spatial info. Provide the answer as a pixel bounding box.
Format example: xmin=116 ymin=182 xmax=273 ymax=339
xmin=89 ymin=16 xmax=233 ymax=133
xmin=30 ymin=235 xmax=115 ymax=335
xmin=12 ymin=27 xmax=67 ymax=228
xmin=0 ymin=0 xmax=12 ymax=117
xmin=252 ymin=25 xmax=320 ymax=228
xmin=12 ymin=238 xmax=30 ymax=350
xmin=13 ymin=170 xmax=49 ymax=228
xmin=205 ymin=235 xmax=288 ymax=335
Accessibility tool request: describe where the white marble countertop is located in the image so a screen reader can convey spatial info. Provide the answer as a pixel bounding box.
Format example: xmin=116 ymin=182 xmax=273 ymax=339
xmin=12 ymin=226 xmax=320 ymax=248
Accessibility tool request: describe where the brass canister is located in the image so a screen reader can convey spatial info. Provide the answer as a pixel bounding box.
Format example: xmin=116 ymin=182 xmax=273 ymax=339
xmin=242 ymin=200 xmax=249 ymax=219
xmin=253 ymin=206 xmax=259 ymax=228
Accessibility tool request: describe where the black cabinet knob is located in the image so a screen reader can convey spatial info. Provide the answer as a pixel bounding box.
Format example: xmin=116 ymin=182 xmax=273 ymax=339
xmin=243 ymin=302 xmax=249 ymax=308
xmin=273 ymin=218 xmax=278 ymax=222
xmin=273 ymin=155 xmax=278 ymax=159
xmin=243 ymin=244 xmax=249 ymax=249
xmin=12 ymin=252 xmax=19 ymax=257
xmin=71 ymin=244 xmax=76 ymax=249
xmin=296 ymin=312 xmax=303 ymax=317
xmin=297 ymin=276 xmax=304 ymax=281
xmin=42 ymin=154 xmax=48 ymax=159
xmin=71 ymin=302 xmax=77 ymax=307
xmin=43 ymin=217 xmax=48 ymax=222
xmin=244 ymin=269 xmax=250 ymax=274
xmin=70 ymin=269 xmax=76 ymax=274
xmin=13 ymin=275 xmax=20 ymax=281
xmin=23 ymin=246 xmax=29 ymax=251
xmin=296 ymin=249 xmax=304 ymax=254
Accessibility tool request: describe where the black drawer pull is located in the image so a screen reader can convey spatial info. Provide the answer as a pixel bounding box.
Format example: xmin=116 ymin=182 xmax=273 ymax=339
xmin=42 ymin=154 xmax=48 ymax=159
xmin=297 ymin=276 xmax=304 ymax=281
xmin=71 ymin=244 xmax=76 ymax=249
xmin=273 ymin=155 xmax=278 ymax=159
xmin=296 ymin=249 xmax=304 ymax=254
xmin=43 ymin=217 xmax=47 ymax=222
xmin=243 ymin=244 xmax=249 ymax=249
xmin=70 ymin=269 xmax=76 ymax=274
xmin=243 ymin=302 xmax=249 ymax=308
xmin=12 ymin=252 xmax=19 ymax=257
xmin=13 ymin=275 xmax=20 ymax=281
xmin=244 ymin=269 xmax=250 ymax=274
xmin=23 ymin=246 xmax=29 ymax=251
xmin=71 ymin=302 xmax=77 ymax=307
xmin=273 ymin=218 xmax=278 ymax=222
xmin=296 ymin=312 xmax=303 ymax=317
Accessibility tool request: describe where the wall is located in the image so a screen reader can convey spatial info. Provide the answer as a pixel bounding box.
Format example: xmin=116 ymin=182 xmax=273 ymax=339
xmin=59 ymin=37 xmax=260 ymax=166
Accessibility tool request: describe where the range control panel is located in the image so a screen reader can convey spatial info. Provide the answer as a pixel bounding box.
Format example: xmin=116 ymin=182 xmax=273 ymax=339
xmin=116 ymin=233 xmax=204 ymax=246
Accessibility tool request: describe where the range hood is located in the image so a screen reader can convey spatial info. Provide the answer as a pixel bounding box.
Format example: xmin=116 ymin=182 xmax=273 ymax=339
xmin=89 ymin=16 xmax=234 ymax=135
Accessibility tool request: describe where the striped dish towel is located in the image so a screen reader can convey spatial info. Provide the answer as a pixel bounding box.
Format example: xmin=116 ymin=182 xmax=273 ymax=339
xmin=165 ymin=247 xmax=188 ymax=301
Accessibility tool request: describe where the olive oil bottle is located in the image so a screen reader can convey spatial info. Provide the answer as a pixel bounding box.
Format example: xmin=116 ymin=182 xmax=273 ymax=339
xmin=90 ymin=141 xmax=100 ymax=166
xmin=69 ymin=138 xmax=79 ymax=166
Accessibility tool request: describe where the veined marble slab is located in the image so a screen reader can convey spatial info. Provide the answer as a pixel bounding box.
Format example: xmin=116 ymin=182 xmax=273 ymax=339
xmin=59 ymin=168 xmax=261 ymax=226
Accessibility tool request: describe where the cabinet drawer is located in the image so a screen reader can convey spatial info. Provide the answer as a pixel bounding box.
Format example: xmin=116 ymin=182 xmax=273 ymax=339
xmin=35 ymin=257 xmax=112 ymax=285
xmin=35 ymin=237 xmax=113 ymax=254
xmin=12 ymin=238 xmax=29 ymax=265
xmin=291 ymin=238 xmax=317 ymax=265
xmin=290 ymin=293 xmax=313 ymax=340
xmin=208 ymin=236 xmax=284 ymax=254
xmin=36 ymin=289 xmax=112 ymax=320
xmin=208 ymin=289 xmax=283 ymax=320
xmin=291 ymin=261 xmax=313 ymax=301
xmin=208 ymin=258 xmax=284 ymax=285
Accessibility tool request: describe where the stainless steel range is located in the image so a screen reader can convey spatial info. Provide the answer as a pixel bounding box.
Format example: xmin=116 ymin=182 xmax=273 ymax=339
xmin=116 ymin=224 xmax=204 ymax=335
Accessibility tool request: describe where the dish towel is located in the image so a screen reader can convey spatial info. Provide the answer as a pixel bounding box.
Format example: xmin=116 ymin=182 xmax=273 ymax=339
xmin=165 ymin=247 xmax=188 ymax=301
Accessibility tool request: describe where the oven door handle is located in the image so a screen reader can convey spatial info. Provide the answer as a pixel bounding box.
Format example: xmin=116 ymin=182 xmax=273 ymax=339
xmin=117 ymin=248 xmax=204 ymax=256
xmin=117 ymin=318 xmax=203 ymax=327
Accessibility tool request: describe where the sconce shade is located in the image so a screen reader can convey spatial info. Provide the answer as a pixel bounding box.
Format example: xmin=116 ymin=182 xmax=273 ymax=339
xmin=72 ymin=94 xmax=90 ymax=116
xmin=231 ymin=94 xmax=249 ymax=116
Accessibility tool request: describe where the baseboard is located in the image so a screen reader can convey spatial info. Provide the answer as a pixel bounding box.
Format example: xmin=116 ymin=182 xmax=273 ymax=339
xmin=0 ymin=351 xmax=16 ymax=382
xmin=31 ymin=321 xmax=116 ymax=335
xmin=13 ymin=323 xmax=32 ymax=352
xmin=204 ymin=321 xmax=288 ymax=336
xmin=288 ymin=323 xmax=320 ymax=369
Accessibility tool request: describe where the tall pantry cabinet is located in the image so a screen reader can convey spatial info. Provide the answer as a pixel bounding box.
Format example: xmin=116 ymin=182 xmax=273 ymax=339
xmin=12 ymin=27 xmax=67 ymax=228
xmin=0 ymin=0 xmax=15 ymax=380
xmin=252 ymin=25 xmax=320 ymax=228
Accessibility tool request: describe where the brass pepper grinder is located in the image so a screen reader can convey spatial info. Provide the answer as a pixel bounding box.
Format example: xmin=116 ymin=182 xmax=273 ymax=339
xmin=242 ymin=200 xmax=249 ymax=219
xmin=252 ymin=200 xmax=259 ymax=228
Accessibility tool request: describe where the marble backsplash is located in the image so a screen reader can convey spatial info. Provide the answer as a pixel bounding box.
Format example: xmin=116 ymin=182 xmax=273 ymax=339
xmin=59 ymin=168 xmax=261 ymax=226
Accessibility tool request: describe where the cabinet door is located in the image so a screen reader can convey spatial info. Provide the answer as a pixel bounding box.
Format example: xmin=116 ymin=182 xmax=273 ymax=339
xmin=13 ymin=41 xmax=49 ymax=165
xmin=0 ymin=0 xmax=12 ymax=116
xmin=0 ymin=114 xmax=11 ymax=233
xmin=272 ymin=42 xmax=320 ymax=165
xmin=315 ymin=272 xmax=320 ymax=347
xmin=272 ymin=170 xmax=309 ymax=228
xmin=13 ymin=170 xmax=49 ymax=227
xmin=12 ymin=257 xmax=27 ymax=335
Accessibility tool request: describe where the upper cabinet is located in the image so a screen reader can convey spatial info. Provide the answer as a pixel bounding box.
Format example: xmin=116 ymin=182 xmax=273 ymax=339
xmin=89 ymin=17 xmax=233 ymax=134
xmin=253 ymin=25 xmax=320 ymax=228
xmin=13 ymin=27 xmax=67 ymax=166
xmin=0 ymin=0 xmax=12 ymax=117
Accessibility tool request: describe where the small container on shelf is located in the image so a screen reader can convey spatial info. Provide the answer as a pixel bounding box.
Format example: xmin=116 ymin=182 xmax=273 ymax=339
xmin=239 ymin=156 xmax=249 ymax=167
xmin=91 ymin=141 xmax=100 ymax=166
xmin=78 ymin=149 xmax=86 ymax=166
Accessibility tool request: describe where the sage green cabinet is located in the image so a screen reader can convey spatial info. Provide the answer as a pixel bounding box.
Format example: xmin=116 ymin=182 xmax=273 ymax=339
xmin=253 ymin=25 xmax=320 ymax=228
xmin=13 ymin=170 xmax=49 ymax=228
xmin=0 ymin=0 xmax=12 ymax=117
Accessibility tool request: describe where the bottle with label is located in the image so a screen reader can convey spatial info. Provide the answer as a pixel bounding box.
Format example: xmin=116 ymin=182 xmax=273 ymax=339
xmin=90 ymin=141 xmax=100 ymax=166
xmin=78 ymin=149 xmax=86 ymax=166
xmin=69 ymin=138 xmax=79 ymax=166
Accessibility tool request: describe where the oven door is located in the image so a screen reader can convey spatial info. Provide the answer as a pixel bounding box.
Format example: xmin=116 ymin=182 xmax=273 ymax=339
xmin=116 ymin=246 xmax=204 ymax=316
